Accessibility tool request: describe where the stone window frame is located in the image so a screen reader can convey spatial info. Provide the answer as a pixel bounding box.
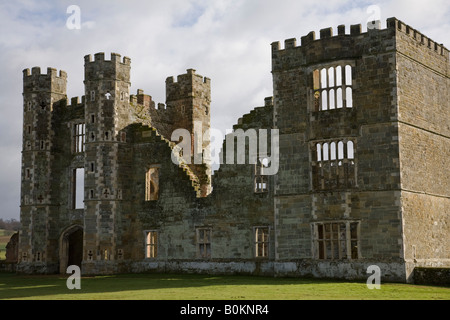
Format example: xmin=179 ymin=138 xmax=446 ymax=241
xmin=311 ymin=221 xmax=360 ymax=260
xmin=196 ymin=227 xmax=212 ymax=259
xmin=254 ymin=158 xmax=269 ymax=193
xmin=309 ymin=60 xmax=355 ymax=112
xmin=310 ymin=138 xmax=357 ymax=191
xmin=71 ymin=167 xmax=85 ymax=210
xmin=145 ymin=165 xmax=160 ymax=201
xmin=144 ymin=230 xmax=158 ymax=259
xmin=253 ymin=226 xmax=270 ymax=258
xmin=73 ymin=122 xmax=85 ymax=154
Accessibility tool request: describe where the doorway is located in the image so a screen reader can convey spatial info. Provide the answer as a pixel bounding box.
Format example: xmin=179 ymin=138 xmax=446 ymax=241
xmin=59 ymin=225 xmax=83 ymax=274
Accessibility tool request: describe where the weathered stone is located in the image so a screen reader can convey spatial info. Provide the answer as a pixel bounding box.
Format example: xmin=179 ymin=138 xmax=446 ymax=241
xmin=17 ymin=18 xmax=449 ymax=284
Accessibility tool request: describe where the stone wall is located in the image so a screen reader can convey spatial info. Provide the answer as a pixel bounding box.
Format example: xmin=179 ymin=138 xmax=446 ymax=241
xmin=394 ymin=19 xmax=450 ymax=280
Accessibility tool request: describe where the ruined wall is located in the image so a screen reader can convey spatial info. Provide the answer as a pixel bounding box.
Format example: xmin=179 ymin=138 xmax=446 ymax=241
xmin=392 ymin=19 xmax=450 ymax=277
xmin=127 ymin=100 xmax=275 ymax=275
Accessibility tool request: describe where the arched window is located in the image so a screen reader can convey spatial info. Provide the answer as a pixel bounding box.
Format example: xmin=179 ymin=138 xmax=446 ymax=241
xmin=330 ymin=142 xmax=336 ymax=160
xmin=316 ymin=143 xmax=322 ymax=162
xmin=347 ymin=141 xmax=354 ymax=159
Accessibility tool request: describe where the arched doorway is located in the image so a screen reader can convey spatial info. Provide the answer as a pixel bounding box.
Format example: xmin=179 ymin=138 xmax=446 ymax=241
xmin=59 ymin=225 xmax=83 ymax=274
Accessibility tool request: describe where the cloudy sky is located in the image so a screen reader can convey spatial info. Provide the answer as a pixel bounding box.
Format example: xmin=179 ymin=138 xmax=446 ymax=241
xmin=0 ymin=0 xmax=448 ymax=220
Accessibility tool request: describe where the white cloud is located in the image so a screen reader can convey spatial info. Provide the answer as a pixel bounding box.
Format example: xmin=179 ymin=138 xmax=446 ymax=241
xmin=0 ymin=0 xmax=448 ymax=220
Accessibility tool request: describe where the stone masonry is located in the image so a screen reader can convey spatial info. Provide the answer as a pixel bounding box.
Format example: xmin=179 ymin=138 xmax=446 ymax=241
xmin=17 ymin=17 xmax=449 ymax=283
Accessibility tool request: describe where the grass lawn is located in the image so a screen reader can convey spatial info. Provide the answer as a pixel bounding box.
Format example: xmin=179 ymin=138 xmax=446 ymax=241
xmin=0 ymin=272 xmax=449 ymax=300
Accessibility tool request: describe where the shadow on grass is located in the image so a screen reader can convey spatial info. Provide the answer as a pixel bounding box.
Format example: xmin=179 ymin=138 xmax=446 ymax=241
xmin=0 ymin=271 xmax=448 ymax=300
xmin=0 ymin=271 xmax=362 ymax=300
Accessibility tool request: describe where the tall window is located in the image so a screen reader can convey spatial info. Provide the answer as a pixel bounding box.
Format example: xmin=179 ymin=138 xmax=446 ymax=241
xmin=254 ymin=227 xmax=269 ymax=258
xmin=196 ymin=228 xmax=211 ymax=259
xmin=74 ymin=123 xmax=85 ymax=153
xmin=145 ymin=167 xmax=159 ymax=201
xmin=312 ymin=140 xmax=356 ymax=190
xmin=73 ymin=168 xmax=85 ymax=209
xmin=254 ymin=158 xmax=268 ymax=193
xmin=313 ymin=64 xmax=353 ymax=111
xmin=313 ymin=222 xmax=359 ymax=260
xmin=145 ymin=231 xmax=158 ymax=258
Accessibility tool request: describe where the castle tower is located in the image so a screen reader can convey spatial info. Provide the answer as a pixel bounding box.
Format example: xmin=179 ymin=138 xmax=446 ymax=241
xmin=19 ymin=67 xmax=67 ymax=273
xmin=82 ymin=52 xmax=132 ymax=273
xmin=270 ymin=18 xmax=449 ymax=281
xmin=166 ymin=69 xmax=212 ymax=196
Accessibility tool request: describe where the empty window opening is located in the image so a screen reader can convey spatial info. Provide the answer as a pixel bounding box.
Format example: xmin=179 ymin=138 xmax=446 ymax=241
xmin=313 ymin=222 xmax=359 ymax=260
xmin=74 ymin=123 xmax=85 ymax=153
xmin=312 ymin=140 xmax=356 ymax=190
xmin=347 ymin=141 xmax=354 ymax=160
xmin=145 ymin=167 xmax=159 ymax=201
xmin=255 ymin=158 xmax=269 ymax=193
xmin=345 ymin=65 xmax=352 ymax=85
xmin=91 ymin=114 xmax=95 ymax=124
xmin=254 ymin=227 xmax=269 ymax=258
xmin=73 ymin=168 xmax=85 ymax=209
xmin=40 ymin=140 xmax=45 ymax=150
xmin=104 ymin=131 xmax=109 ymax=140
xmin=145 ymin=231 xmax=157 ymax=258
xmin=338 ymin=141 xmax=344 ymax=160
xmin=197 ymin=228 xmax=211 ymax=259
xmin=336 ymin=66 xmax=342 ymax=86
xmin=330 ymin=142 xmax=336 ymax=161
xmin=90 ymin=91 xmax=95 ymax=102
xmin=313 ymin=64 xmax=353 ymax=111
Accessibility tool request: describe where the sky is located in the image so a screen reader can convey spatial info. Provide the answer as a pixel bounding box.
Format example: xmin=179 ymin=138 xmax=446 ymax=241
xmin=0 ymin=0 xmax=448 ymax=220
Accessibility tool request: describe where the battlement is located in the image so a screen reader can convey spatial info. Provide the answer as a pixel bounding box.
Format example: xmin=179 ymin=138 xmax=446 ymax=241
xmin=271 ymin=17 xmax=448 ymax=58
xmin=23 ymin=67 xmax=67 ymax=79
xmin=84 ymin=52 xmax=131 ymax=65
xmin=84 ymin=52 xmax=131 ymax=83
xmin=67 ymin=96 xmax=86 ymax=108
xmin=389 ymin=18 xmax=449 ymax=57
xmin=166 ymin=69 xmax=211 ymax=85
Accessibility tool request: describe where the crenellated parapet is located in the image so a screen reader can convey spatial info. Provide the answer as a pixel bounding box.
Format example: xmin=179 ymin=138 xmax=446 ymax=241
xmin=23 ymin=67 xmax=67 ymax=95
xmin=66 ymin=96 xmax=86 ymax=108
xmin=271 ymin=17 xmax=448 ymax=72
xmin=84 ymin=52 xmax=131 ymax=83
xmin=166 ymin=68 xmax=211 ymax=103
xmin=388 ymin=18 xmax=449 ymax=58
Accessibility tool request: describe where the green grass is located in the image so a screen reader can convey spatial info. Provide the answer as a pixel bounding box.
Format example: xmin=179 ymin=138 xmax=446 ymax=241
xmin=0 ymin=272 xmax=448 ymax=300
